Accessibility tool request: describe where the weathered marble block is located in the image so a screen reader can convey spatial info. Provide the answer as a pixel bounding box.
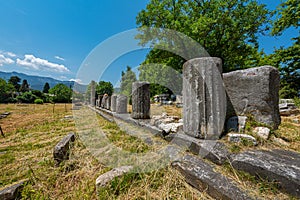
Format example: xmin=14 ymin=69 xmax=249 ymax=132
xmin=111 ymin=94 xmax=117 ymax=112
xmin=131 ymin=82 xmax=150 ymax=119
xmin=53 ymin=133 xmax=75 ymax=166
xmin=223 ymin=66 xmax=280 ymax=129
xmin=105 ymin=96 xmax=111 ymax=110
xmin=183 ymin=57 xmax=226 ymax=139
xmin=116 ymin=94 xmax=128 ymax=114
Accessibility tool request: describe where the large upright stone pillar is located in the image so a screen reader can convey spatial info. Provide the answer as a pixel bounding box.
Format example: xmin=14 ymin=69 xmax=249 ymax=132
xmin=131 ymin=82 xmax=150 ymax=119
xmin=90 ymin=81 xmax=96 ymax=106
xmin=111 ymin=94 xmax=117 ymax=112
xmin=183 ymin=57 xmax=226 ymax=139
xmin=116 ymin=94 xmax=128 ymax=114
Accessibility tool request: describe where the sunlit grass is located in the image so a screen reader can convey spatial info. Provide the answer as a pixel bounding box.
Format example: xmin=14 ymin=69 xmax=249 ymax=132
xmin=0 ymin=104 xmax=209 ymax=199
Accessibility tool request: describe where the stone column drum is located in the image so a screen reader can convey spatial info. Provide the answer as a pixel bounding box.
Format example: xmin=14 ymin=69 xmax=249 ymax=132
xmin=116 ymin=94 xmax=128 ymax=114
xmin=105 ymin=96 xmax=111 ymax=110
xmin=131 ymin=82 xmax=150 ymax=119
xmin=90 ymin=81 xmax=96 ymax=106
xmin=101 ymin=94 xmax=107 ymax=108
xmin=183 ymin=57 xmax=226 ymax=139
xmin=111 ymin=94 xmax=117 ymax=112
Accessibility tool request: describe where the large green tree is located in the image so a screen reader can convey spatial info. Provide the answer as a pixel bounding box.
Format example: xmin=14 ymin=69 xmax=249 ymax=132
xmin=0 ymin=78 xmax=15 ymax=103
xmin=43 ymin=82 xmax=50 ymax=93
xmin=49 ymin=83 xmax=72 ymax=103
xmin=136 ymin=0 xmax=271 ymax=72
xmin=271 ymin=0 xmax=300 ymax=98
xmin=8 ymin=76 xmax=21 ymax=92
xmin=20 ymin=79 xmax=30 ymax=93
xmin=96 ymin=81 xmax=114 ymax=96
xmin=120 ymin=66 xmax=137 ymax=97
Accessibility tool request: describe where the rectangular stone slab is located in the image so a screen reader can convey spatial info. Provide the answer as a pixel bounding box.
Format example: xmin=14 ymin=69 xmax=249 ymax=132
xmin=223 ymin=66 xmax=280 ymax=129
xmin=166 ymin=133 xmax=231 ymax=165
xmin=230 ymin=149 xmax=300 ymax=198
xmin=53 ymin=133 xmax=75 ymax=165
xmin=172 ymin=155 xmax=253 ymax=200
xmin=0 ymin=179 xmax=28 ymax=200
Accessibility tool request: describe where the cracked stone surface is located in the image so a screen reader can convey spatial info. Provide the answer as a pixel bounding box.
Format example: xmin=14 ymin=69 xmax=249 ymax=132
xmin=230 ymin=149 xmax=300 ymax=198
xmin=172 ymin=155 xmax=253 ymax=200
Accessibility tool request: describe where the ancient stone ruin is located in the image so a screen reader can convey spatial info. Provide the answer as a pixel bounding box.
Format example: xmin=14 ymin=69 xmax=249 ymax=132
xmin=223 ymin=66 xmax=281 ymax=129
xmin=183 ymin=57 xmax=226 ymax=139
xmin=131 ymin=82 xmax=150 ymax=119
xmin=53 ymin=133 xmax=75 ymax=166
xmin=87 ymin=56 xmax=300 ymax=199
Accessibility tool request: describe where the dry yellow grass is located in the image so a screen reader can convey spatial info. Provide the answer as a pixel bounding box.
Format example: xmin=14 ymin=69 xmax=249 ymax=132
xmin=0 ymin=103 xmax=210 ymax=199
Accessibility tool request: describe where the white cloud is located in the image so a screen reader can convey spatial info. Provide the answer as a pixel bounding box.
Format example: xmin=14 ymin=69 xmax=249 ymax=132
xmin=55 ymin=56 xmax=65 ymax=61
xmin=16 ymin=54 xmax=70 ymax=73
xmin=0 ymin=50 xmax=17 ymax=57
xmin=6 ymin=52 xmax=16 ymax=57
xmin=69 ymin=78 xmax=83 ymax=84
xmin=0 ymin=54 xmax=15 ymax=66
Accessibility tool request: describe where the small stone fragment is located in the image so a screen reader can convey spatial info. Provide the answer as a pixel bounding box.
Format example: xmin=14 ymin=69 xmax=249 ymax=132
xmin=272 ymin=136 xmax=290 ymax=146
xmin=228 ymin=133 xmax=257 ymax=145
xmin=53 ymin=133 xmax=75 ymax=166
xmin=253 ymin=127 xmax=270 ymax=140
xmin=96 ymin=166 xmax=133 ymax=188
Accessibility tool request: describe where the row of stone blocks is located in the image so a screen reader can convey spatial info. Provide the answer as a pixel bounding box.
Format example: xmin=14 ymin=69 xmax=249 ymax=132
xmin=95 ymin=94 xmax=128 ymax=114
xmin=91 ymin=57 xmax=280 ymax=140
xmin=93 ymin=82 xmax=151 ymax=119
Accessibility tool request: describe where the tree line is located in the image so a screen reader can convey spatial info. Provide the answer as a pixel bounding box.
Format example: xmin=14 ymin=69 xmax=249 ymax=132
xmin=0 ymin=76 xmax=73 ymax=103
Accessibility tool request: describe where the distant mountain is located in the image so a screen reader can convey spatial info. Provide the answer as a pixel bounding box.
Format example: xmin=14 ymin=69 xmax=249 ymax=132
xmin=0 ymin=71 xmax=87 ymax=92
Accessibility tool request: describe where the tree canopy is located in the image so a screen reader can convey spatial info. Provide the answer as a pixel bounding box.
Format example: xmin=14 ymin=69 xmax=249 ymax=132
xmin=43 ymin=82 xmax=50 ymax=93
xmin=8 ymin=76 xmax=21 ymax=92
xmin=136 ymin=0 xmax=271 ymax=72
xmin=120 ymin=66 xmax=137 ymax=97
xmin=49 ymin=83 xmax=72 ymax=103
xmin=20 ymin=79 xmax=30 ymax=93
xmin=0 ymin=78 xmax=14 ymax=103
xmin=96 ymin=81 xmax=114 ymax=96
xmin=271 ymin=0 xmax=300 ymax=98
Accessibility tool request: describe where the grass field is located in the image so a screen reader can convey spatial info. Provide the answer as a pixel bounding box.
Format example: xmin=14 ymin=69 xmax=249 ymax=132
xmin=0 ymin=103 xmax=299 ymax=199
xmin=0 ymin=104 xmax=209 ymax=199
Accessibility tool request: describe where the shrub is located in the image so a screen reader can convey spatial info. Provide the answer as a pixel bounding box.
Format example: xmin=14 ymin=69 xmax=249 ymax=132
xmin=34 ymin=99 xmax=44 ymax=104
xmin=294 ymin=97 xmax=300 ymax=108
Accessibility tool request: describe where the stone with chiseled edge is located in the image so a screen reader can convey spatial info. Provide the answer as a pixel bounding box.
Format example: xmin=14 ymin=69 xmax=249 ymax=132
xmin=223 ymin=66 xmax=280 ymax=129
xmin=53 ymin=133 xmax=75 ymax=166
xmin=230 ymin=149 xmax=300 ymax=198
xmin=172 ymin=155 xmax=253 ymax=200
xmin=166 ymin=133 xmax=230 ymax=165
xmin=0 ymin=179 xmax=28 ymax=200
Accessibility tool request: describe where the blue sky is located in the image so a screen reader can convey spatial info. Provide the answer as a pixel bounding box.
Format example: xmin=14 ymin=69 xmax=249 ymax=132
xmin=0 ymin=0 xmax=297 ymax=87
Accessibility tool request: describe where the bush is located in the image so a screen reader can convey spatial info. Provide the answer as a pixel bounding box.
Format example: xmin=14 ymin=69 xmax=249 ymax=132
xmin=294 ymin=98 xmax=300 ymax=108
xmin=16 ymin=92 xmax=37 ymax=103
xmin=34 ymin=99 xmax=44 ymax=104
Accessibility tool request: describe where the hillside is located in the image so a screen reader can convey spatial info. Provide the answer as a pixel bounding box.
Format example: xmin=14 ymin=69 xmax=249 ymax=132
xmin=0 ymin=71 xmax=79 ymax=91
